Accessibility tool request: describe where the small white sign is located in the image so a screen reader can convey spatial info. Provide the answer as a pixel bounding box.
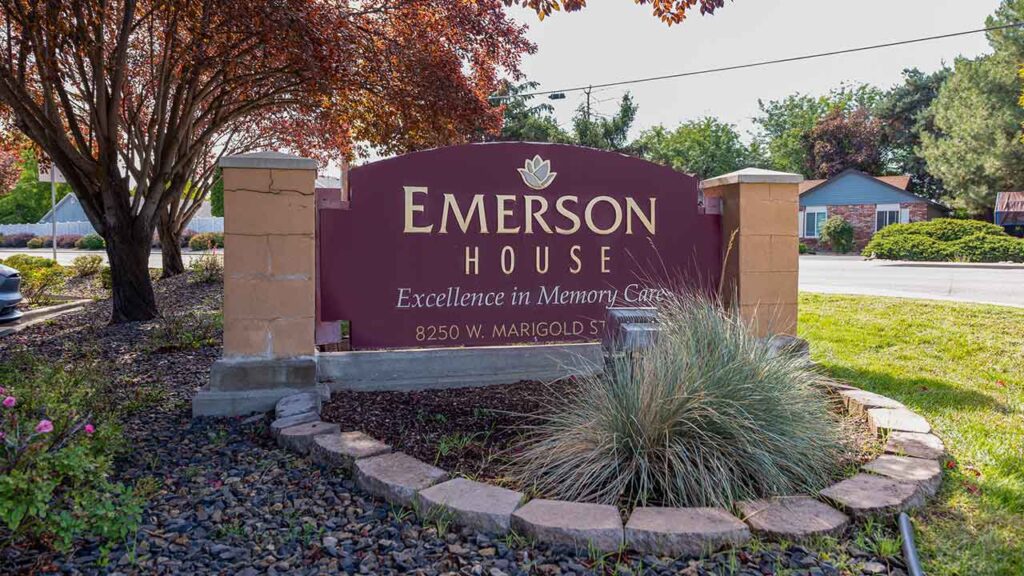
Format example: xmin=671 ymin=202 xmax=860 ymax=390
xmin=39 ymin=165 xmax=66 ymax=183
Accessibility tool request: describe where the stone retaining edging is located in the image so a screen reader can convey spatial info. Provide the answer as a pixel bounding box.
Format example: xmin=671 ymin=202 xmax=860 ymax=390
xmin=269 ymin=383 xmax=945 ymax=556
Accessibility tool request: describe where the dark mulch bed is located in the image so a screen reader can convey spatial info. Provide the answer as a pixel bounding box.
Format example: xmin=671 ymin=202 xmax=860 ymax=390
xmin=321 ymin=380 xmax=577 ymax=482
xmin=0 ymin=277 xmax=900 ymax=576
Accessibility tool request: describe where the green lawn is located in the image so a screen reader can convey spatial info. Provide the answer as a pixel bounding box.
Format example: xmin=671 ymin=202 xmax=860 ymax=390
xmin=799 ymin=293 xmax=1024 ymax=576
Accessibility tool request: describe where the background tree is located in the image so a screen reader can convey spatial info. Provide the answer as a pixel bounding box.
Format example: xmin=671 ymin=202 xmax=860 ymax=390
xmin=572 ymin=92 xmax=638 ymax=152
xmin=875 ymin=67 xmax=950 ymax=199
xmin=0 ymin=0 xmax=532 ymax=321
xmin=804 ymin=108 xmax=884 ymax=179
xmin=921 ymin=0 xmax=1024 ymax=217
xmin=491 ymin=81 xmax=571 ymax=143
xmin=754 ymin=85 xmax=882 ymax=174
xmin=0 ymin=150 xmax=70 ymax=224
xmin=634 ymin=117 xmax=760 ymax=179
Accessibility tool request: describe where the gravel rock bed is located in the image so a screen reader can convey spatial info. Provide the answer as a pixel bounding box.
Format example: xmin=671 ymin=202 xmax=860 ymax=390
xmin=0 ymin=277 xmax=904 ymax=575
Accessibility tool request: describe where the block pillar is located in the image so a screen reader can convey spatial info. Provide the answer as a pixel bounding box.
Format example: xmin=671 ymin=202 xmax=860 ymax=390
xmin=193 ymin=151 xmax=320 ymax=417
xmin=701 ymin=168 xmax=802 ymax=337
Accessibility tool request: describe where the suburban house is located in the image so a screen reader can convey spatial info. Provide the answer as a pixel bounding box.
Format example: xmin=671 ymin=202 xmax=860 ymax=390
xmin=995 ymin=191 xmax=1024 ymax=237
xmin=798 ymin=168 xmax=949 ymax=250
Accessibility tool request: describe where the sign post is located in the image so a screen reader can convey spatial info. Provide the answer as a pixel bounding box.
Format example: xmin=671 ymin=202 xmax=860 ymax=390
xmin=38 ymin=163 xmax=66 ymax=262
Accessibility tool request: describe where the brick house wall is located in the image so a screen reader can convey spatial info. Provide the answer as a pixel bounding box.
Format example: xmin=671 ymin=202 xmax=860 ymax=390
xmin=801 ymin=201 xmax=930 ymax=252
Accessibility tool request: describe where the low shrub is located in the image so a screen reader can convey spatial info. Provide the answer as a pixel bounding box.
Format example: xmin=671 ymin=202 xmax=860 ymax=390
xmin=864 ymin=220 xmax=1024 ymax=263
xmin=149 ymin=310 xmax=222 ymax=352
xmin=69 ymin=255 xmax=104 ymax=278
xmin=508 ymin=293 xmax=846 ymax=508
xmin=187 ymin=252 xmax=223 ymax=284
xmin=0 ymin=354 xmax=142 ymax=559
xmin=872 ymin=218 xmax=1005 ymax=243
xmin=3 ymin=254 xmax=58 ymax=271
xmin=799 ymin=242 xmax=809 ymax=254
xmin=188 ymin=232 xmax=223 ymax=251
xmin=98 ymin=266 xmax=112 ymax=290
xmin=75 ymin=233 xmax=105 ymax=250
xmin=179 ymin=229 xmax=197 ymax=248
xmin=862 ymin=234 xmax=952 ymax=261
xmin=55 ymin=234 xmax=82 ymax=249
xmin=947 ymin=233 xmax=1024 ymax=263
xmin=1 ymin=233 xmax=34 ymax=248
xmin=819 ymin=216 xmax=854 ymax=253
xmin=21 ymin=266 xmax=69 ymax=305
xmin=26 ymin=236 xmax=47 ymax=249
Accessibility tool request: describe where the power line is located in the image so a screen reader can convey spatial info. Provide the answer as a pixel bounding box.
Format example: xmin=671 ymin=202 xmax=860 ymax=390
xmin=493 ymin=22 xmax=1023 ymax=101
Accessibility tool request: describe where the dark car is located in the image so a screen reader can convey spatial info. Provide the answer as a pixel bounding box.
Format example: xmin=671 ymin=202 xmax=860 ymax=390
xmin=0 ymin=263 xmax=23 ymax=323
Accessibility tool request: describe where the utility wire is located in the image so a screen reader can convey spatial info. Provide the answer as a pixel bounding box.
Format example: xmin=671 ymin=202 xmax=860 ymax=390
xmin=493 ymin=22 xmax=1024 ymax=101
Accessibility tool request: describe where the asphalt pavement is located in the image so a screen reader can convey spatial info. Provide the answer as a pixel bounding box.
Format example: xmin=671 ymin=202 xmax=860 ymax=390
xmin=799 ymin=254 xmax=1024 ymax=308
xmin=1 ymin=249 xmax=1020 ymax=308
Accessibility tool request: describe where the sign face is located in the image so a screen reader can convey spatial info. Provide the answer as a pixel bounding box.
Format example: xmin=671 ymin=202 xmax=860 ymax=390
xmin=318 ymin=143 xmax=721 ymax=350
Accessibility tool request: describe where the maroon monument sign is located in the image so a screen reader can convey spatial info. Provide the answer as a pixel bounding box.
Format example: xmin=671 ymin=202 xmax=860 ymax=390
xmin=317 ymin=143 xmax=722 ymax=349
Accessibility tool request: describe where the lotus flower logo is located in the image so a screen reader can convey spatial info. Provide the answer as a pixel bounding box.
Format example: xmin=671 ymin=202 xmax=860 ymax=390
xmin=518 ymin=155 xmax=557 ymax=190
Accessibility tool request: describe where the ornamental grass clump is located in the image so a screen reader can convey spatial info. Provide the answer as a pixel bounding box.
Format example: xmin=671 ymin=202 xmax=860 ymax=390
xmin=509 ymin=294 xmax=847 ymax=509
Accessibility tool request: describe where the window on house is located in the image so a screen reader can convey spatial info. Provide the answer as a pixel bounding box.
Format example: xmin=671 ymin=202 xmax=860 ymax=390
xmin=803 ymin=207 xmax=827 ymax=238
xmin=876 ymin=204 xmax=901 ymax=231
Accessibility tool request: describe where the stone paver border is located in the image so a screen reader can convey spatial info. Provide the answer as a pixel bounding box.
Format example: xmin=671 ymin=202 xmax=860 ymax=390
xmin=268 ymin=375 xmax=944 ymax=556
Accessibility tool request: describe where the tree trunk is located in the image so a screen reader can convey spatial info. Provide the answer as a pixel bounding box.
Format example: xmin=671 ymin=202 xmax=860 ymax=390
xmin=158 ymin=212 xmax=185 ymax=278
xmin=105 ymin=223 xmax=159 ymax=323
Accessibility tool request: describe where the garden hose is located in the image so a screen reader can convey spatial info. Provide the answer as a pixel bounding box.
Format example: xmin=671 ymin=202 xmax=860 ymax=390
xmin=899 ymin=512 xmax=925 ymax=576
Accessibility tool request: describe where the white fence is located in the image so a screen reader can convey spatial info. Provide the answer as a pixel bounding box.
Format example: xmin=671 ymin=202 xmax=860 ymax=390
xmin=0 ymin=216 xmax=224 ymax=238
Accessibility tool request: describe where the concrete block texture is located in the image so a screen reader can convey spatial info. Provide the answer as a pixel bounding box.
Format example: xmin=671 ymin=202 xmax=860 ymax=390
xmin=319 ymin=343 xmax=602 ymax=392
xmin=354 ymin=452 xmax=449 ymax=507
xmin=820 ymin=473 xmax=925 ymax=518
xmin=417 ymin=478 xmax=524 ymax=535
xmin=737 ymin=497 xmax=849 ymax=541
xmin=625 ymin=507 xmax=750 ymax=557
xmin=511 ymin=499 xmax=623 ymax=553
xmin=310 ymin=431 xmax=392 ymax=470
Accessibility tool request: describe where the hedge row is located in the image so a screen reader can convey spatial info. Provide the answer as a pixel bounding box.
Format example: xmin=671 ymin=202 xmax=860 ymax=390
xmin=863 ymin=219 xmax=1024 ymax=263
xmin=0 ymin=230 xmax=221 ymax=251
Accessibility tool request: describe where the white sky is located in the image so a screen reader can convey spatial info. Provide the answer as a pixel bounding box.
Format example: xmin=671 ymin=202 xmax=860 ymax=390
xmin=508 ymin=0 xmax=1001 ymax=140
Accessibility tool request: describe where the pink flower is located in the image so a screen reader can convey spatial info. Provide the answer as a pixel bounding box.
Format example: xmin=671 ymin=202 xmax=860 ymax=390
xmin=35 ymin=420 xmax=53 ymax=433
xmin=2 ymin=396 xmax=14 ymax=408
xmin=0 ymin=386 xmax=5 ymax=394
xmin=84 ymin=424 xmax=95 ymax=435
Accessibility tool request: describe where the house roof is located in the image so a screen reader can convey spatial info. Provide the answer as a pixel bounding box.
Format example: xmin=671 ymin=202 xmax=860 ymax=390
xmin=798 ymin=168 xmax=948 ymax=211
xmin=995 ymin=191 xmax=1024 ymax=213
xmin=798 ymin=171 xmax=911 ymax=195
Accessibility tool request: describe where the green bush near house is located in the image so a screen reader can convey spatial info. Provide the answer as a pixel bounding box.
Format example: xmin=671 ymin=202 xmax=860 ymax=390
xmin=509 ymin=294 xmax=846 ymax=508
xmin=819 ymin=215 xmax=854 ymax=253
xmin=25 ymin=236 xmax=45 ymax=249
xmin=188 ymin=232 xmax=223 ymax=251
xmin=864 ymin=218 xmax=1024 ymax=262
xmin=75 ymin=233 xmax=106 ymax=250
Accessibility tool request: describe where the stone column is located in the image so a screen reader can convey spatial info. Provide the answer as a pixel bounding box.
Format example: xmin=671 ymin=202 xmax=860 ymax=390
xmin=193 ymin=152 xmax=320 ymax=417
xmin=701 ymin=168 xmax=802 ymax=337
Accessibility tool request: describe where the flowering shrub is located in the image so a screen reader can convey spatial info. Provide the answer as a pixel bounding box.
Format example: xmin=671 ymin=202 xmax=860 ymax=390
xmin=0 ymin=354 xmax=142 ymax=560
xmin=188 ymin=232 xmax=224 ymax=251
xmin=187 ymin=250 xmax=223 ymax=284
xmin=55 ymin=234 xmax=82 ymax=249
xmin=1 ymin=233 xmax=34 ymax=248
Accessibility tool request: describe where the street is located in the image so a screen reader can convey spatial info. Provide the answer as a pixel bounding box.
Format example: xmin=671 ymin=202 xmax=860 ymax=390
xmin=799 ymin=254 xmax=1024 ymax=308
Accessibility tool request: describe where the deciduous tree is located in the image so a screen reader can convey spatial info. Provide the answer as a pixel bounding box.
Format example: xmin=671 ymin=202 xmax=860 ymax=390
xmin=634 ymin=117 xmax=760 ymax=179
xmin=754 ymin=85 xmax=882 ymax=175
xmin=0 ymin=0 xmax=531 ymax=321
xmin=804 ymin=108 xmax=884 ymax=179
